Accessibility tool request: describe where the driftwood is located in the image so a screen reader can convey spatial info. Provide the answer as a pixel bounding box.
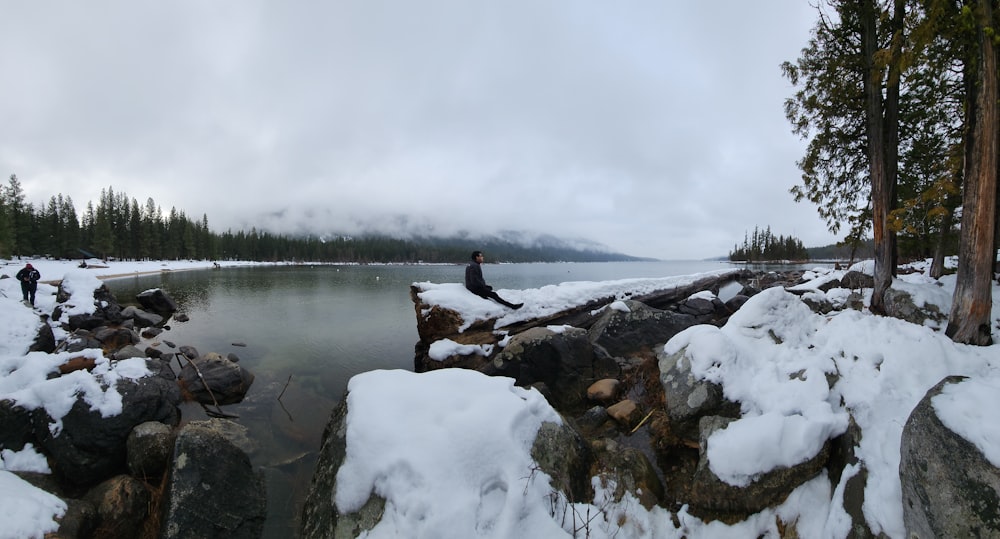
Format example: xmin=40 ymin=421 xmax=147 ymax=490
xmin=501 ymin=271 xmax=747 ymax=336
xmin=58 ymin=356 xmax=97 ymax=374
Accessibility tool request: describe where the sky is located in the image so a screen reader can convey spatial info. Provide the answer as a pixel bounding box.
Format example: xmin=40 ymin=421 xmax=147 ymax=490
xmin=0 ymin=1 xmax=838 ymax=260
xmin=1 ymin=258 xmax=997 ymax=538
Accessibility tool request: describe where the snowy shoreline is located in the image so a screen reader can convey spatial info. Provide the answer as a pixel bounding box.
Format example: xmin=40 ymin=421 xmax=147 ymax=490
xmin=0 ymin=257 xmax=998 ymax=538
xmin=310 ymin=258 xmax=1000 ymax=538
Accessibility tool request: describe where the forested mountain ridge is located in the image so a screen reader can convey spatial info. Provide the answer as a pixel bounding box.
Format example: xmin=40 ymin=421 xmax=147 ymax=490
xmin=0 ymin=179 xmax=643 ymax=263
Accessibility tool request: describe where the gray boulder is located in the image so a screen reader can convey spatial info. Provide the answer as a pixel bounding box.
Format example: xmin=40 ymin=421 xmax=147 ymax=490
xmin=491 ymin=326 xmax=619 ymax=411
xmin=676 ymin=296 xmax=720 ymax=318
xmin=530 ymin=420 xmax=593 ymax=504
xmin=900 ymin=376 xmax=1000 ymax=539
xmin=575 ymin=405 xmax=611 ymax=433
xmin=301 ymin=399 xmax=384 ymax=539
xmin=590 ymin=438 xmax=664 ymax=509
xmin=66 ymin=313 xmax=109 ymax=331
xmin=588 ymin=300 xmax=698 ymax=358
xmin=160 ymin=419 xmax=267 ymax=539
xmin=841 ymin=271 xmax=874 ymax=290
xmin=53 ymin=498 xmax=99 ymax=539
xmin=63 ymin=329 xmax=103 ymax=353
xmin=122 ymin=305 xmax=164 ymax=327
xmin=657 ymin=346 xmax=739 ymax=441
xmin=94 ymin=326 xmax=140 ymax=350
xmin=127 ymin=421 xmax=176 ymax=480
xmin=112 ymin=345 xmax=147 ymax=360
xmin=141 ymin=327 xmax=164 ymax=339
xmin=29 ymin=321 xmax=56 ymax=353
xmin=724 ymin=294 xmax=750 ymax=313
xmin=883 ymin=288 xmax=945 ymax=327
xmin=83 ymin=474 xmax=152 ymax=539
xmin=800 ymin=294 xmax=836 ymax=314
xmin=0 ymin=399 xmax=34 ymax=451
xmin=137 ymin=288 xmax=179 ymax=314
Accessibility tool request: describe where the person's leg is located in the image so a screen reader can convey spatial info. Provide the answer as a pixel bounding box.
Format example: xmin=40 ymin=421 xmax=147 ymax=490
xmin=487 ymin=291 xmax=522 ymax=310
xmin=21 ymin=282 xmax=29 ymax=302
xmin=28 ymin=284 xmax=36 ymax=305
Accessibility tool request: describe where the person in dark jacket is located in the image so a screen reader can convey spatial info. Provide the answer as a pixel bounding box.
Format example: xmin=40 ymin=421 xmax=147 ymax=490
xmin=465 ymin=251 xmax=523 ymax=309
xmin=15 ymin=263 xmax=41 ymax=306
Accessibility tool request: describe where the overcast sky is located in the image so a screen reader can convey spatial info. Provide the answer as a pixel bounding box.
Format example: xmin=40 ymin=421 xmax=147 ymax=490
xmin=0 ymin=1 xmax=837 ymax=260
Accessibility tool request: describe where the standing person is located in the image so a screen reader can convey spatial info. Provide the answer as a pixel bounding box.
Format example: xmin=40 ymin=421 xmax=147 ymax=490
xmin=16 ymin=263 xmax=41 ymax=306
xmin=465 ymin=251 xmax=523 ymax=309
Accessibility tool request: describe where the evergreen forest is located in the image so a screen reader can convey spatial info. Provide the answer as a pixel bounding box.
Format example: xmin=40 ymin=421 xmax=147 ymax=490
xmin=728 ymin=226 xmax=810 ymax=262
xmin=0 ymin=176 xmax=638 ymax=264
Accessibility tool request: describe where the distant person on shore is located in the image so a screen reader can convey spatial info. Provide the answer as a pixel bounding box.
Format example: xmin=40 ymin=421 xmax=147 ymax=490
xmin=16 ymin=263 xmax=40 ymax=306
xmin=465 ymin=251 xmax=523 ymax=310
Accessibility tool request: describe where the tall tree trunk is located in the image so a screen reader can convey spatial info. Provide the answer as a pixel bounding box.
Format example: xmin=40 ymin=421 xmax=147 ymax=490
xmin=930 ymin=206 xmax=954 ymax=279
xmin=863 ymin=0 xmax=894 ymax=314
xmin=947 ymin=0 xmax=998 ymax=345
xmin=885 ymin=0 xmax=904 ymax=276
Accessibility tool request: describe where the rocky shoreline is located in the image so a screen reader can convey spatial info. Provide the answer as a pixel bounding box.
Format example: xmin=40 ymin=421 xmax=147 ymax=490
xmin=6 ymin=265 xmax=996 ymax=537
xmin=301 ymin=267 xmax=1000 ymax=538
xmin=1 ymin=280 xmax=263 ymax=538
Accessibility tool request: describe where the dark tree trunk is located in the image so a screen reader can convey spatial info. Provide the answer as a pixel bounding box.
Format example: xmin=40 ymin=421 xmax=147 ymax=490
xmin=947 ymin=0 xmax=998 ymax=346
xmin=885 ymin=0 xmax=904 ymax=275
xmin=930 ymin=207 xmax=953 ymax=279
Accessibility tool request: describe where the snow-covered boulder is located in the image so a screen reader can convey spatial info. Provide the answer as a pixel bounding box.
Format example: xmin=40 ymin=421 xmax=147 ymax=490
xmin=657 ymin=347 xmax=738 ymax=441
xmin=900 ymin=376 xmax=1000 ymax=539
xmin=32 ymin=359 xmax=181 ymax=486
xmin=686 ymin=415 xmax=832 ymax=517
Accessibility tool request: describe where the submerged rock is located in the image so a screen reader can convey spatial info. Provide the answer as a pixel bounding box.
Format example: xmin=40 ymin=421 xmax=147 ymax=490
xmin=178 ymin=357 xmax=255 ymax=405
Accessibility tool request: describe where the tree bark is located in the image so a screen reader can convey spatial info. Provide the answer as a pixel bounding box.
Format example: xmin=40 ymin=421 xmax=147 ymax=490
xmin=863 ymin=0 xmax=896 ymax=314
xmin=947 ymin=0 xmax=998 ymax=346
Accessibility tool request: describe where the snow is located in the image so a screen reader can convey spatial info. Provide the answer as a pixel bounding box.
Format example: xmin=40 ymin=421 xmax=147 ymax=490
xmin=334 ymin=369 xmax=567 ymax=538
xmin=932 ymin=374 xmax=1000 ymax=468
xmin=0 ymin=257 xmax=998 ymax=538
xmin=428 ymin=338 xmax=494 ymax=361
xmin=0 ymin=472 xmax=67 ymax=539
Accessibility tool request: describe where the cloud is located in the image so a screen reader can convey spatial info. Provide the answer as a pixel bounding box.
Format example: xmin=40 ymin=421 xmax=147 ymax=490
xmin=0 ymin=0 xmax=836 ymax=259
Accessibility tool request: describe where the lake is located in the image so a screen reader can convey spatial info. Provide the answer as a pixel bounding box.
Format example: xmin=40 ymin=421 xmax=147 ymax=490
xmin=104 ymin=260 xmax=821 ymax=537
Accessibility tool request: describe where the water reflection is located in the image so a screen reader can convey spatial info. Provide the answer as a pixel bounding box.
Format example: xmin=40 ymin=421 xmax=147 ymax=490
xmin=105 ymin=261 xmax=828 ymax=536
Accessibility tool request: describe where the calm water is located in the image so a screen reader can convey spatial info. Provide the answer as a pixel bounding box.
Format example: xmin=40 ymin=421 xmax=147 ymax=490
xmin=104 ymin=260 xmax=819 ymax=537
